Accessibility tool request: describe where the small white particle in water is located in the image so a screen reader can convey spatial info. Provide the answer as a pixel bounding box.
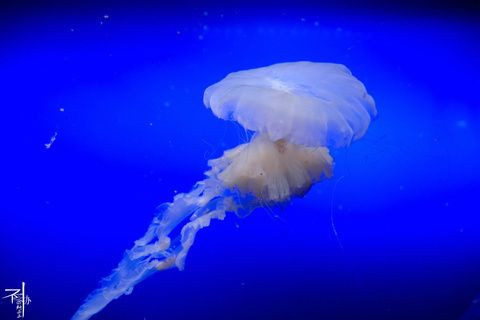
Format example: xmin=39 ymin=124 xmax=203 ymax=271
xmin=314 ymin=21 xmax=319 ymax=27
xmin=70 ymin=28 xmax=75 ymax=32
xmin=337 ymin=204 xmax=343 ymax=211
xmin=300 ymin=17 xmax=306 ymax=22
xmin=176 ymin=30 xmax=181 ymax=35
xmin=104 ymin=14 xmax=110 ymax=19
xmin=45 ymin=132 xmax=58 ymax=149
xmin=148 ymin=122 xmax=153 ymax=126
xmin=174 ymin=190 xmax=178 ymax=194
xmin=198 ymin=34 xmax=204 ymax=40
xmin=203 ymin=11 xmax=208 ymax=16
xmin=59 ymin=107 xmax=65 ymax=112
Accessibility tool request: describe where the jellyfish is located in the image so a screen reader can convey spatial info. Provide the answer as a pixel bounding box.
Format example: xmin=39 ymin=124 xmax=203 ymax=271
xmin=72 ymin=61 xmax=377 ymax=320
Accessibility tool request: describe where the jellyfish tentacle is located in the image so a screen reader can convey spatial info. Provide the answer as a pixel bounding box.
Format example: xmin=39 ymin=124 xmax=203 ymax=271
xmin=176 ymin=199 xmax=228 ymax=269
xmin=72 ymin=179 xmax=228 ymax=320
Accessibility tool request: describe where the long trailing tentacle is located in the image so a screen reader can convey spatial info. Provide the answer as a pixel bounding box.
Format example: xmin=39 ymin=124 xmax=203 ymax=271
xmin=72 ymin=178 xmax=229 ymax=320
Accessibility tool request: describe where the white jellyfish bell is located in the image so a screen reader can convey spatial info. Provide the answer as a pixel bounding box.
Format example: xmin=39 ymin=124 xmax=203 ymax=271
xmin=205 ymin=61 xmax=376 ymax=203
xmin=72 ymin=61 xmax=377 ymax=320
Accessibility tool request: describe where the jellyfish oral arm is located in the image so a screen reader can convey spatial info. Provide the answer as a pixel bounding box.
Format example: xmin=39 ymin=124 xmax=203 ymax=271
xmin=71 ymin=178 xmax=229 ymax=320
xmin=72 ymin=134 xmax=333 ymax=320
xmin=214 ymin=133 xmax=333 ymax=202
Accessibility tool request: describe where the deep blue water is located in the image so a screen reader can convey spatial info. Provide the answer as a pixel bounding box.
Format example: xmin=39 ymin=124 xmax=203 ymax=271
xmin=1 ymin=5 xmax=480 ymax=320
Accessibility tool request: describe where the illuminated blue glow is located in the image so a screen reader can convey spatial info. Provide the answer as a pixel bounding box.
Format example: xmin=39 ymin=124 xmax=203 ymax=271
xmin=1 ymin=7 xmax=479 ymax=320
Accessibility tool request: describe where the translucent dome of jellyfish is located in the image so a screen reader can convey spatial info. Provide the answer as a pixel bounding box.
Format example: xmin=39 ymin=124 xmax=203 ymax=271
xmin=72 ymin=61 xmax=377 ymax=320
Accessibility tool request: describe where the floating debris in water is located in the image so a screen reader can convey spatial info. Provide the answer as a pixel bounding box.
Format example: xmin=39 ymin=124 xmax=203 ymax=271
xmin=44 ymin=132 xmax=58 ymax=149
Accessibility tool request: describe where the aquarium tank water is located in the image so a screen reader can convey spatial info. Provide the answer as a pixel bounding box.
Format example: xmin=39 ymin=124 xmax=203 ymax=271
xmin=1 ymin=1 xmax=479 ymax=320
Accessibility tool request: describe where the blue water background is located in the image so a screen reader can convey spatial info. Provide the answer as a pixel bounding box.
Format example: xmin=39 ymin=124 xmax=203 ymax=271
xmin=1 ymin=6 xmax=479 ymax=320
